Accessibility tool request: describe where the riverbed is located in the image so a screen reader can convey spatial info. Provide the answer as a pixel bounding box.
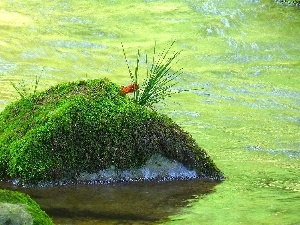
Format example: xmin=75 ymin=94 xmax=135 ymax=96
xmin=0 ymin=0 xmax=299 ymax=224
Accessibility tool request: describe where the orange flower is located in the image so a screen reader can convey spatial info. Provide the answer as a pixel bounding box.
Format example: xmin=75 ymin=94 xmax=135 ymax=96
xmin=120 ymin=83 xmax=139 ymax=95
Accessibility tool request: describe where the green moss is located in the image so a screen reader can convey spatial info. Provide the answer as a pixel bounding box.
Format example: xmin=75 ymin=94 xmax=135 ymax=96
xmin=0 ymin=189 xmax=53 ymax=225
xmin=0 ymin=78 xmax=223 ymax=184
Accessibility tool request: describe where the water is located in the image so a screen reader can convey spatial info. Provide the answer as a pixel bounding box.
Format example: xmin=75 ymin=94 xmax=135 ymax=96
xmin=0 ymin=0 xmax=299 ymax=224
xmin=1 ymin=180 xmax=218 ymax=225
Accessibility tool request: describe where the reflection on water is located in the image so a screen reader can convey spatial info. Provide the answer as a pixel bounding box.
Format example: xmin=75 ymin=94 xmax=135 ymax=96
xmin=1 ymin=180 xmax=219 ymax=224
xmin=245 ymin=145 xmax=300 ymax=158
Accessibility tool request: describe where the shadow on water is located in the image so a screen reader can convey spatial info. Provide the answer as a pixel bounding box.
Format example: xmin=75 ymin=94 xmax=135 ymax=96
xmin=1 ymin=179 xmax=219 ymax=224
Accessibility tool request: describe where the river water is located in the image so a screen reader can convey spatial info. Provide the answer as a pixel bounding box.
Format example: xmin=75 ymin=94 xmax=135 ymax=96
xmin=0 ymin=0 xmax=299 ymax=224
xmin=1 ymin=180 xmax=219 ymax=224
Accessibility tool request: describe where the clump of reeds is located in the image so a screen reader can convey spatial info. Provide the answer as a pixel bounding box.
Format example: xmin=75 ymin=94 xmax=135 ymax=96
xmin=121 ymin=41 xmax=182 ymax=107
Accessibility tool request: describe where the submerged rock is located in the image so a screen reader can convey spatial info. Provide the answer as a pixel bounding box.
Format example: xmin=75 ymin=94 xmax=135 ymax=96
xmin=0 ymin=78 xmax=223 ymax=185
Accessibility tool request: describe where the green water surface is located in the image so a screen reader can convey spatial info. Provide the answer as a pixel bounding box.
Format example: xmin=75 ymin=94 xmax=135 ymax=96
xmin=0 ymin=0 xmax=299 ymax=224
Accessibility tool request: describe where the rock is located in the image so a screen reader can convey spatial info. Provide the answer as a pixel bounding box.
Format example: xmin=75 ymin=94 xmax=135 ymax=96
xmin=77 ymin=154 xmax=199 ymax=184
xmin=0 ymin=202 xmax=33 ymax=225
xmin=0 ymin=78 xmax=223 ymax=185
xmin=0 ymin=189 xmax=53 ymax=224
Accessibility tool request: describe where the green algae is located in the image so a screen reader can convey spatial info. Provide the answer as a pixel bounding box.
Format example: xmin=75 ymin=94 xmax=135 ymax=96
xmin=0 ymin=78 xmax=223 ymax=184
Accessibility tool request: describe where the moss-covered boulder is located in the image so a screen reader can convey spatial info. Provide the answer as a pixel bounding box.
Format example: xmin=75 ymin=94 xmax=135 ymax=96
xmin=0 ymin=189 xmax=53 ymax=224
xmin=0 ymin=78 xmax=223 ymax=184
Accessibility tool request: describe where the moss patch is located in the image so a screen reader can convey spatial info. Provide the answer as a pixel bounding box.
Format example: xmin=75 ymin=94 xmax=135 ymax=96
xmin=0 ymin=189 xmax=53 ymax=225
xmin=0 ymin=78 xmax=223 ymax=184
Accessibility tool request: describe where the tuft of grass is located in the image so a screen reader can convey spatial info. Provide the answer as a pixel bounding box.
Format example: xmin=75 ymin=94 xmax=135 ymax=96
xmin=10 ymin=74 xmax=42 ymax=99
xmin=122 ymin=41 xmax=183 ymax=107
xmin=10 ymin=81 xmax=27 ymax=99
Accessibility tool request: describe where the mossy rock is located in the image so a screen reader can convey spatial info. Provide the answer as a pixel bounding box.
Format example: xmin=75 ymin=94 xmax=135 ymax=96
xmin=0 ymin=189 xmax=53 ymax=225
xmin=0 ymin=78 xmax=223 ymax=184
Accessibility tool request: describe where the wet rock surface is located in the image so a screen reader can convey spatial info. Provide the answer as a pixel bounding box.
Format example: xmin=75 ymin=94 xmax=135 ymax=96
xmin=77 ymin=154 xmax=198 ymax=184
